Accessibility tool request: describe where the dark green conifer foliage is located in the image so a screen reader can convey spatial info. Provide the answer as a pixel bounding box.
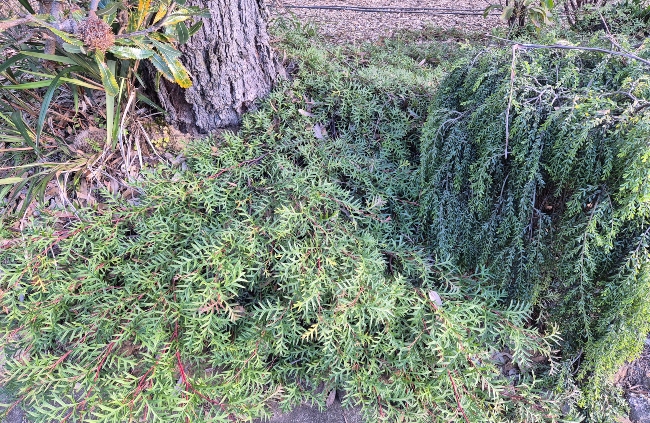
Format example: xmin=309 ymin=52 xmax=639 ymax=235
xmin=420 ymin=43 xmax=650 ymax=419
xmin=0 ymin=38 xmax=572 ymax=422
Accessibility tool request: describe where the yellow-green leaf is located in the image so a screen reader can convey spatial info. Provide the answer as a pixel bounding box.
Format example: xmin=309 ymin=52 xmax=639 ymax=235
xmin=165 ymin=57 xmax=192 ymax=88
xmin=21 ymin=52 xmax=77 ymax=65
xmin=0 ymin=177 xmax=24 ymax=185
xmin=31 ymin=20 xmax=83 ymax=46
xmin=161 ymin=14 xmax=192 ymax=26
xmin=1 ymin=77 xmax=102 ymax=90
xmin=136 ymin=0 xmax=152 ymax=29
xmin=94 ymin=52 xmax=119 ymax=97
xmin=153 ymin=3 xmax=168 ymax=24
xmin=108 ymin=45 xmax=154 ymax=60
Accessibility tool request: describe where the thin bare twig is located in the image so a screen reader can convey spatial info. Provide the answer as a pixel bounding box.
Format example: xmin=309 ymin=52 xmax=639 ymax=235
xmin=45 ymin=0 xmax=61 ymax=53
xmin=448 ymin=370 xmax=471 ymax=423
xmin=12 ymin=28 xmax=37 ymax=44
xmin=0 ymin=17 xmax=30 ymax=33
xmin=599 ymin=11 xmax=633 ymax=57
xmin=490 ymin=35 xmax=650 ymax=67
xmin=119 ymin=90 xmax=137 ymax=146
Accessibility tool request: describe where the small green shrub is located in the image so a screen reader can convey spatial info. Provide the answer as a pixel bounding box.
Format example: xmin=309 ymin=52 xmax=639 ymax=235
xmin=568 ymin=0 xmax=650 ymax=36
xmin=420 ymin=35 xmax=650 ymax=420
xmin=0 ymin=34 xmax=576 ymax=422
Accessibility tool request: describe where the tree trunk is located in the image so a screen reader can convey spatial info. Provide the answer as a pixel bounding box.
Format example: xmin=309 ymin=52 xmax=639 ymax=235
xmin=155 ymin=0 xmax=284 ymax=134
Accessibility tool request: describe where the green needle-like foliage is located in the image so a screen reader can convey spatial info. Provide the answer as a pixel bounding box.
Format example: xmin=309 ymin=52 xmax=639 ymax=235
xmin=0 ymin=37 xmax=574 ymax=422
xmin=420 ymin=39 xmax=650 ymax=420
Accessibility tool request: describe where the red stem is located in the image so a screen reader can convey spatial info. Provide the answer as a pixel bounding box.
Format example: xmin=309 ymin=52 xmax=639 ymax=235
xmin=448 ymin=370 xmax=470 ymax=423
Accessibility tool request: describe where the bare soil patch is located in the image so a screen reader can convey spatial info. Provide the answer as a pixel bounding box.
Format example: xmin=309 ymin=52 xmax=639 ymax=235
xmin=614 ymin=339 xmax=650 ymax=423
xmin=269 ymin=0 xmax=502 ymax=42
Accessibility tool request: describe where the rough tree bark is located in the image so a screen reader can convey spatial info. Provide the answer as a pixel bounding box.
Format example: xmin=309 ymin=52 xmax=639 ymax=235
xmin=155 ymin=0 xmax=285 ymax=134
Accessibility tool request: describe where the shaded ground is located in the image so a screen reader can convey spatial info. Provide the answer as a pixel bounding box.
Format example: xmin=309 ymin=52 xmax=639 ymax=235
xmin=0 ymin=397 xmax=360 ymax=423
xmin=0 ymin=387 xmax=24 ymax=423
xmin=0 ymin=349 xmax=25 ymax=423
xmin=254 ymin=395 xmax=364 ymax=423
xmin=616 ymin=338 xmax=650 ymax=423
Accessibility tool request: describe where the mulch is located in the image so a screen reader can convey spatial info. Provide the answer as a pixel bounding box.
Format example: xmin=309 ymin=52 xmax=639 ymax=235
xmin=269 ymin=0 xmax=503 ymax=42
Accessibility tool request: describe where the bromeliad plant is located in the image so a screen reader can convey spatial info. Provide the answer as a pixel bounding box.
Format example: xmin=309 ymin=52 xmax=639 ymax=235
xmin=2 ymin=0 xmax=207 ymax=101
xmin=0 ymin=0 xmax=206 ymax=213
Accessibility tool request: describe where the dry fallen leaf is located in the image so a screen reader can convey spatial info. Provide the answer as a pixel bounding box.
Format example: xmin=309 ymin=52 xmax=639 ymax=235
xmin=428 ymin=290 xmax=443 ymax=307
xmin=326 ymin=389 xmax=336 ymax=407
xmin=313 ymin=123 xmax=326 ymax=140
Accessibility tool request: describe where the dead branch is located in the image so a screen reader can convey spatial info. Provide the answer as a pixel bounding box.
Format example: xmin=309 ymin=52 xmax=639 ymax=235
xmin=490 ymin=35 xmax=650 ymax=68
xmin=0 ymin=17 xmax=30 ymax=33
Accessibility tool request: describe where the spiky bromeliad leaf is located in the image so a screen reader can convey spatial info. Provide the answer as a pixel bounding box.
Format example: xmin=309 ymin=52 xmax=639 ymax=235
xmin=149 ymin=50 xmax=192 ymax=88
xmin=94 ymin=51 xmax=119 ymax=96
xmin=108 ymin=45 xmax=155 ymax=60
